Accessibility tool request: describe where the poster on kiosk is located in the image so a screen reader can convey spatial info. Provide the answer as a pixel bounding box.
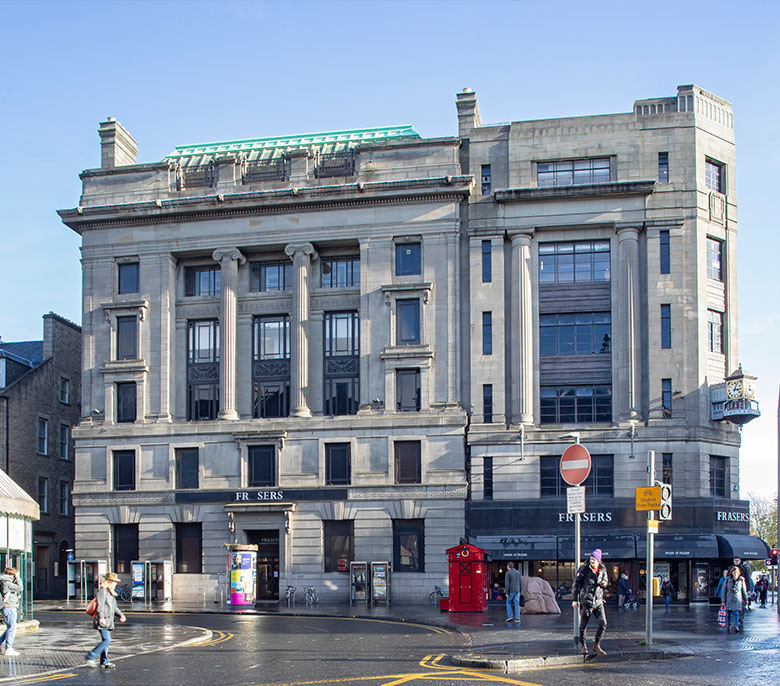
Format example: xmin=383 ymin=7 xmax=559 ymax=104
xmin=226 ymin=544 xmax=258 ymax=606
xmin=370 ymin=562 xmax=390 ymax=604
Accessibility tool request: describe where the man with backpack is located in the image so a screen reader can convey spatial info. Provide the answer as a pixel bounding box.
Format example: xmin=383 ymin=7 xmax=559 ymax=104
xmin=0 ymin=566 xmax=23 ymax=657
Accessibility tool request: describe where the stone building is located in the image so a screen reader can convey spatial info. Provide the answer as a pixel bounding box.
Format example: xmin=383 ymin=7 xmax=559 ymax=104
xmin=59 ymin=84 xmax=763 ymax=604
xmin=0 ymin=313 xmax=80 ymax=598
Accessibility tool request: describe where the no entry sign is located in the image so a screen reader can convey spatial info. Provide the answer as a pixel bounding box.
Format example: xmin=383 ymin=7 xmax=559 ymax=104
xmin=560 ymin=444 xmax=592 ymax=486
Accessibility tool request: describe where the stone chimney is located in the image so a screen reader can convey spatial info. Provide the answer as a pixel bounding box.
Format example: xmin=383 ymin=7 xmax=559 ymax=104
xmin=98 ymin=117 xmax=138 ymax=168
xmin=456 ymin=88 xmax=482 ymax=138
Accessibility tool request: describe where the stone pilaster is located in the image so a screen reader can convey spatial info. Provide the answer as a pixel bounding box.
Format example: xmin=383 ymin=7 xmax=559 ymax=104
xmin=616 ymin=226 xmax=641 ymax=420
xmin=510 ymin=233 xmax=534 ymax=425
xmin=285 ymin=242 xmax=318 ymax=417
xmin=212 ymin=247 xmax=246 ymax=420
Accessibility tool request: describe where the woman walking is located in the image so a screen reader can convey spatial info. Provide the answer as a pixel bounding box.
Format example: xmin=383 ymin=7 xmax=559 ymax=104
xmin=85 ymin=572 xmax=126 ymax=669
xmin=721 ymin=565 xmax=748 ymax=634
xmin=660 ymin=577 xmax=675 ymax=612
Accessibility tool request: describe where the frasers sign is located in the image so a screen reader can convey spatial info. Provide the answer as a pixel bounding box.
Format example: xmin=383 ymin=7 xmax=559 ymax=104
xmin=716 ymin=511 xmax=750 ymax=523
xmin=234 ymin=491 xmax=285 ymax=501
xmin=558 ymin=511 xmax=613 ymax=523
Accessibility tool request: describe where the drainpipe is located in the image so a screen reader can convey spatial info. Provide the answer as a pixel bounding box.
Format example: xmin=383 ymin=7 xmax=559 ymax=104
xmin=0 ymin=394 xmax=8 ymax=473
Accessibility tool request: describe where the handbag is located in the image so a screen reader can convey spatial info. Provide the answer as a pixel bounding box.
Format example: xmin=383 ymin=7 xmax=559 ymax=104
xmin=717 ymin=605 xmax=727 ymax=627
xmin=519 ymin=594 xmax=526 ymax=607
xmin=86 ymin=597 xmax=98 ymax=618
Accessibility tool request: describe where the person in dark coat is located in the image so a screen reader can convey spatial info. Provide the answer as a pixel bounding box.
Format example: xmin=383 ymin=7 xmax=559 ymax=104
xmin=572 ymin=549 xmax=609 ymax=655
xmin=616 ymin=572 xmax=630 ymax=608
xmin=660 ymin=577 xmax=676 ymax=612
xmin=85 ymin=572 xmax=126 ymax=669
xmin=721 ymin=565 xmax=748 ymax=633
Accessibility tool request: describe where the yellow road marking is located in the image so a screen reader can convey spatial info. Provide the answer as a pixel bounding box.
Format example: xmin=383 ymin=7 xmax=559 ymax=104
xmin=7 ymin=675 xmax=78 ymax=684
xmin=192 ymin=629 xmax=234 ymax=647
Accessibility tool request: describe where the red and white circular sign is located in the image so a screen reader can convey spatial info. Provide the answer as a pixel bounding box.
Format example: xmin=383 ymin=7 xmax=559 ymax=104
xmin=560 ymin=444 xmax=592 ymax=486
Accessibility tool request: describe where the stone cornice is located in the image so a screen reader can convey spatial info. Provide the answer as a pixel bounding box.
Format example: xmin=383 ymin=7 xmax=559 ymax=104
xmin=495 ymin=180 xmax=656 ymax=203
xmin=58 ymin=176 xmax=473 ymax=234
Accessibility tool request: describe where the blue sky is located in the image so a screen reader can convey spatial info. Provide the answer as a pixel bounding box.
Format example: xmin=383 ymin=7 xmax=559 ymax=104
xmin=1 ymin=0 xmax=778 ymax=498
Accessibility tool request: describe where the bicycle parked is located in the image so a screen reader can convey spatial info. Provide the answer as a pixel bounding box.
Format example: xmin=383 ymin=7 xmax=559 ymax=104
xmin=116 ymin=582 xmax=132 ymax=602
xmin=304 ymin=586 xmax=319 ymax=606
xmin=283 ymin=585 xmax=297 ymax=606
xmin=429 ymin=585 xmax=447 ymax=605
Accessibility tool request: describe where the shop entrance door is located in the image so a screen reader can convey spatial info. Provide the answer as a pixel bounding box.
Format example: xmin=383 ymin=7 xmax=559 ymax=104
xmin=246 ymin=530 xmax=279 ymax=601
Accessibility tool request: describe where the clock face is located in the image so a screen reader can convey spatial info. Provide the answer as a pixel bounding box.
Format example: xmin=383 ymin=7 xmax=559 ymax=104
xmin=727 ymin=381 xmax=742 ymax=399
xmin=744 ymin=380 xmax=756 ymax=399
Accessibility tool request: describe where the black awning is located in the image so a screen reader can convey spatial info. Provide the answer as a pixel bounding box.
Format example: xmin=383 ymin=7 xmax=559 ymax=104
xmin=637 ymin=534 xmax=719 ymax=559
xmin=473 ymin=535 xmax=557 ymax=560
xmin=557 ymin=535 xmax=637 ymax=561
xmin=716 ymin=534 xmax=770 ymax=560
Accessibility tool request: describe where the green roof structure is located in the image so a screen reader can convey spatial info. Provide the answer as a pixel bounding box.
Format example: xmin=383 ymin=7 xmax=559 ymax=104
xmin=166 ymin=125 xmax=420 ymax=167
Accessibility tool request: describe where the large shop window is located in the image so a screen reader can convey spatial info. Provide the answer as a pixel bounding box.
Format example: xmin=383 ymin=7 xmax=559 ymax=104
xmin=113 ymin=524 xmax=138 ymax=575
xmin=393 ymin=519 xmax=425 ymax=573
xmin=540 ymin=454 xmax=614 ymax=497
xmin=394 ymin=441 xmax=421 ymax=484
xmin=113 ymin=450 xmax=135 ymax=491
xmin=324 ymin=520 xmax=353 ymax=573
xmin=248 ymin=446 xmax=276 ymax=487
xmin=187 ymin=320 xmax=220 ymax=421
xmin=253 ymin=316 xmax=290 ymax=418
xmin=176 ymin=523 xmax=203 ymax=573
xmin=540 ymin=385 xmax=611 ymax=424
xmin=323 ymin=311 xmax=359 ymax=416
xmin=326 ymin=443 xmax=351 ymax=485
xmin=176 ymin=448 xmax=199 ymax=490
xmin=539 ymin=312 xmax=611 ymax=356
xmin=539 ymin=240 xmax=610 ymax=284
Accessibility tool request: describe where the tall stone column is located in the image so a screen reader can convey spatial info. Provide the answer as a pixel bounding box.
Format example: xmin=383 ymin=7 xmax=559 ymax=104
xmin=285 ymin=242 xmax=318 ymax=417
xmin=212 ymin=247 xmax=245 ymax=420
xmin=616 ymin=226 xmax=641 ymax=420
xmin=510 ymin=233 xmax=534 ymax=425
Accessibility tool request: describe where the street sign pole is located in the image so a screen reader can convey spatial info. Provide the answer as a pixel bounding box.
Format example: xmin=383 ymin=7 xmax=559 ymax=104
xmin=646 ymin=450 xmax=656 ymax=648
xmin=574 ymin=510 xmax=580 ymax=646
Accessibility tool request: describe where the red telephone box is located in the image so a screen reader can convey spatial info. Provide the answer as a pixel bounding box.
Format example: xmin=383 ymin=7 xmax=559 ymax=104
xmin=445 ymin=544 xmax=489 ymax=612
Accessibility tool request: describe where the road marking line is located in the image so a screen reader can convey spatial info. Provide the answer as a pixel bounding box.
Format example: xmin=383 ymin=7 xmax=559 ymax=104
xmin=7 ymin=675 xmax=78 ymax=684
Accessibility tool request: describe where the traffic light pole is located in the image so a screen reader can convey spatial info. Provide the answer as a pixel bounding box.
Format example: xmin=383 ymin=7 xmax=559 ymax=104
xmin=777 ymin=378 xmax=779 ymax=615
xmin=646 ymin=450 xmax=656 ymax=648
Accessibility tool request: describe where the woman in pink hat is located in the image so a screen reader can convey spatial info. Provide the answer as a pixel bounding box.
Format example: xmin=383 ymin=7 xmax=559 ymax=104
xmin=572 ymin=549 xmax=609 ymax=655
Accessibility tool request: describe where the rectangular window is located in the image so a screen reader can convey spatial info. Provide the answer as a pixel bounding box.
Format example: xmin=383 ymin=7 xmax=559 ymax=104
xmin=661 ymin=304 xmax=671 ymax=348
xmin=321 ymin=256 xmax=360 ymax=288
xmin=176 ymin=523 xmax=202 ymax=573
xmin=661 ymin=378 xmax=672 ymax=418
xmin=59 ymin=377 xmax=70 ymax=404
xmin=116 ymin=316 xmax=138 ymax=360
xmin=59 ymin=423 xmax=70 ymax=461
xmin=538 ymin=240 xmax=610 ymax=284
xmin=396 ymin=299 xmax=421 ymax=345
xmin=395 ymin=242 xmax=421 ymax=276
xmin=483 ymin=457 xmax=493 ymax=500
xmin=481 ymin=240 xmax=492 ymax=283
xmin=37 ymin=418 xmax=48 ymax=455
xmin=659 ymin=230 xmax=670 ymax=274
xmin=254 ymin=315 xmax=290 ymax=360
xmin=185 ymin=266 xmax=221 ymax=296
xmin=393 ymin=519 xmax=425 ymax=573
xmin=658 ymin=152 xmax=669 ymax=184
xmin=118 ymin=262 xmax=140 ymax=294
xmin=540 ymin=454 xmax=614 ymax=497
xmin=394 ymin=441 xmax=421 ymax=484
xmin=176 ymin=448 xmax=199 ymax=490
xmin=113 ymin=450 xmax=135 ymax=491
xmin=482 ymin=312 xmax=492 ymax=355
xmin=539 ymin=312 xmax=611 ymax=356
xmin=709 ymin=455 xmax=727 ymax=497
xmin=59 ymin=481 xmax=70 ymax=515
xmin=323 ymin=312 xmax=360 ymax=416
xmin=116 ymin=382 xmax=136 ymax=423
xmin=248 ymin=445 xmax=276 ymax=487
xmin=326 ymin=443 xmax=351 ymax=485
xmin=481 ymin=164 xmax=492 ymax=195
xmin=396 ymin=369 xmax=420 ymax=412
xmin=707 ymin=237 xmax=723 ymax=281
xmin=662 ymin=453 xmax=673 ymax=485
xmin=324 ymin=520 xmax=353 ymax=573
xmin=113 ymin=524 xmax=139 ymax=575
xmin=539 ymin=385 xmax=612 ymax=424
xmin=253 ymin=316 xmax=291 ymax=418
xmin=537 ymin=157 xmax=610 ymax=186
xmin=250 ymin=261 xmax=292 ymax=292
xmin=38 ymin=477 xmax=48 ymax=513
xmin=483 ymin=384 xmax=493 ymax=423
xmin=187 ymin=320 xmax=220 ymax=421
xmin=708 ymin=310 xmax=724 ymax=353
xmin=705 ymin=159 xmax=725 ymax=193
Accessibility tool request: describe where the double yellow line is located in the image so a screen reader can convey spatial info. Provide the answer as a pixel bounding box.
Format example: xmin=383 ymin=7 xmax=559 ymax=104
xmin=5 ymin=675 xmax=79 ymax=685
xmin=192 ymin=629 xmax=234 ymax=647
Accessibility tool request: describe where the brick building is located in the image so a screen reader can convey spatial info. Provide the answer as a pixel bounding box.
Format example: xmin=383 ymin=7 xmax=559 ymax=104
xmin=0 ymin=313 xmax=80 ymax=598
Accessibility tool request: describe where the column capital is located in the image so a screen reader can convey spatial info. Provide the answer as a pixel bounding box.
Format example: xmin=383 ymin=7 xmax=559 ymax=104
xmin=212 ymin=247 xmax=246 ymax=265
xmin=508 ymin=229 xmax=535 ymax=245
xmin=284 ymin=242 xmax=318 ymax=261
xmin=615 ymin=223 xmax=642 ymax=238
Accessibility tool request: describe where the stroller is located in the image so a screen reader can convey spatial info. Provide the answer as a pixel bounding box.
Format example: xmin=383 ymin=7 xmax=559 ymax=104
xmin=623 ymin=589 xmax=638 ymax=609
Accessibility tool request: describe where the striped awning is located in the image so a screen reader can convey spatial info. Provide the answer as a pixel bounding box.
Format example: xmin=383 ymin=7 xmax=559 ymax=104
xmin=0 ymin=469 xmax=40 ymax=521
